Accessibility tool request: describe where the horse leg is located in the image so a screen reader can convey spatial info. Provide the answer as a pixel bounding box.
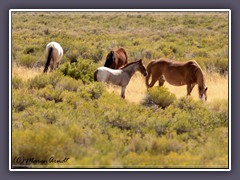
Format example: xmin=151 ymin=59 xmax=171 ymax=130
xmin=187 ymin=83 xmax=195 ymax=96
xmin=121 ymin=86 xmax=126 ymax=99
xmin=53 ymin=59 xmax=58 ymax=70
xmin=149 ymin=75 xmax=159 ymax=88
xmin=187 ymin=84 xmax=191 ymax=96
xmin=158 ymin=75 xmax=165 ymax=86
xmin=56 ymin=61 xmax=60 ymax=69
xmin=189 ymin=84 xmax=196 ymax=94
xmin=50 ymin=60 xmax=54 ymax=72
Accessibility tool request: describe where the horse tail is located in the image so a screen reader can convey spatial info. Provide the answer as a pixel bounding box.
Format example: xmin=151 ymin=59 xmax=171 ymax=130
xmin=94 ymin=70 xmax=98 ymax=81
xmin=145 ymin=62 xmax=153 ymax=88
xmin=43 ymin=47 xmax=53 ymax=73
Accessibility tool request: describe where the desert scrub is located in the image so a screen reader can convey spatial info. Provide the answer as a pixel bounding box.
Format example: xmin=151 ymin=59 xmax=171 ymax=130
xmin=37 ymin=84 xmax=63 ymax=103
xmin=143 ymin=86 xmax=177 ymax=109
xmin=59 ymin=58 xmax=98 ymax=83
xmin=16 ymin=54 xmax=36 ymax=68
xmin=12 ymin=89 xmax=38 ymax=112
xmin=12 ymin=76 xmax=25 ymax=89
xmin=28 ymin=71 xmax=64 ymax=89
xmin=12 ymin=125 xmax=74 ymax=167
xmin=166 ymin=97 xmax=227 ymax=130
xmin=55 ymin=76 xmax=83 ymax=92
xmin=207 ymin=99 xmax=228 ymax=127
xmin=77 ymin=82 xmax=106 ymax=101
xmin=11 ymin=12 xmax=229 ymax=168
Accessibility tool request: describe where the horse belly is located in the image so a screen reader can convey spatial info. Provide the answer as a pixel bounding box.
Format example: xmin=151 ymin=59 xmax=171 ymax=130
xmin=164 ymin=75 xmax=186 ymax=86
xmin=97 ymin=69 xmax=123 ymax=86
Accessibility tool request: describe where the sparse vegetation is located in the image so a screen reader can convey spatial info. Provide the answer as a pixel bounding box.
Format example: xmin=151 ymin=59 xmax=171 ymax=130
xmin=11 ymin=11 xmax=229 ymax=168
xmin=143 ymin=86 xmax=177 ymax=109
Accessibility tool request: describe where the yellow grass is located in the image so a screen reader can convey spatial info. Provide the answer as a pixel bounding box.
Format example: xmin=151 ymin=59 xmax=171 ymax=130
xmin=12 ymin=64 xmax=42 ymax=81
xmin=106 ymin=72 xmax=228 ymax=104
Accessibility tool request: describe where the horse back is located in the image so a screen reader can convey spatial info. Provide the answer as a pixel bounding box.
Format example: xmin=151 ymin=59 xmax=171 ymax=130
xmin=116 ymin=48 xmax=127 ymax=60
xmin=181 ymin=60 xmax=203 ymax=82
xmin=46 ymin=42 xmax=63 ymax=60
xmin=114 ymin=48 xmax=128 ymax=68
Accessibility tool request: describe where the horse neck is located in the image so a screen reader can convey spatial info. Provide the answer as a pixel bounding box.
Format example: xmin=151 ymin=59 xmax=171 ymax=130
xmin=122 ymin=63 xmax=138 ymax=78
xmin=196 ymin=68 xmax=205 ymax=94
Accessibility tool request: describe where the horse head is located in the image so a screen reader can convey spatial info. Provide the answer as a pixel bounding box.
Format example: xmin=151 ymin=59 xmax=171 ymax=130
xmin=137 ymin=59 xmax=148 ymax=77
xmin=199 ymin=87 xmax=208 ymax=101
xmin=104 ymin=50 xmax=115 ymax=68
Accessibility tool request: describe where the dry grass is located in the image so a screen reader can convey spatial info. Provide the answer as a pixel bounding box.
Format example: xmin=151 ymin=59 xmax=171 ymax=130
xmin=12 ymin=64 xmax=42 ymax=81
xmin=106 ymin=72 xmax=228 ymax=104
xmin=106 ymin=72 xmax=147 ymax=104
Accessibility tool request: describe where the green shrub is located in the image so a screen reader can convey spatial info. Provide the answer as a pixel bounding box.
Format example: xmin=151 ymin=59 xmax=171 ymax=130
xmin=143 ymin=86 xmax=177 ymax=108
xmin=12 ymin=76 xmax=25 ymax=89
xmin=12 ymin=125 xmax=74 ymax=166
xmin=59 ymin=58 xmax=98 ymax=83
xmin=167 ymin=97 xmax=227 ymax=130
xmin=37 ymin=85 xmax=63 ymax=103
xmin=78 ymin=82 xmax=106 ymax=100
xmin=18 ymin=54 xmax=36 ymax=68
xmin=12 ymin=89 xmax=37 ymax=112
xmin=66 ymin=49 xmax=79 ymax=63
xmin=150 ymin=136 xmax=181 ymax=155
xmin=28 ymin=71 xmax=63 ymax=89
xmin=55 ymin=76 xmax=82 ymax=92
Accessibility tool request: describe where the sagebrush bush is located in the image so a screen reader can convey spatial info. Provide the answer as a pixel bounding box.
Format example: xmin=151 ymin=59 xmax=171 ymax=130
xmin=167 ymin=97 xmax=228 ymax=130
xmin=37 ymin=85 xmax=63 ymax=103
xmin=18 ymin=54 xmax=36 ymax=68
xmin=143 ymin=86 xmax=177 ymax=108
xmin=77 ymin=82 xmax=106 ymax=100
xmin=59 ymin=58 xmax=98 ymax=83
xmin=12 ymin=76 xmax=25 ymax=89
xmin=28 ymin=71 xmax=63 ymax=89
xmin=12 ymin=125 xmax=74 ymax=166
xmin=55 ymin=76 xmax=82 ymax=92
xmin=12 ymin=89 xmax=37 ymax=112
xmin=65 ymin=49 xmax=79 ymax=63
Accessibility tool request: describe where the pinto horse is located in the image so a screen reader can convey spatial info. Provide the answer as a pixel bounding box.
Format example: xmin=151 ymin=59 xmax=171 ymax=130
xmin=43 ymin=42 xmax=63 ymax=73
xmin=104 ymin=48 xmax=128 ymax=69
xmin=94 ymin=59 xmax=147 ymax=99
xmin=145 ymin=59 xmax=208 ymax=101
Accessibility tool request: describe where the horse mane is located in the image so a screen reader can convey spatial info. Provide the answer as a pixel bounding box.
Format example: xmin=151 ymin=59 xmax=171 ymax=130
xmin=193 ymin=61 xmax=206 ymax=94
xmin=104 ymin=51 xmax=114 ymax=67
xmin=119 ymin=61 xmax=138 ymax=69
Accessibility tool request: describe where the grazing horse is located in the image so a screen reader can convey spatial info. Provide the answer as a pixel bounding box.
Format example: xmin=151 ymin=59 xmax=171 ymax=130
xmin=104 ymin=48 xmax=128 ymax=69
xmin=43 ymin=42 xmax=63 ymax=73
xmin=145 ymin=59 xmax=208 ymax=101
xmin=94 ymin=59 xmax=147 ymax=99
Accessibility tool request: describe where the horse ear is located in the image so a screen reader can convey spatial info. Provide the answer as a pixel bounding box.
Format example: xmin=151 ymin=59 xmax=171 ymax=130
xmin=205 ymin=87 xmax=208 ymax=92
xmin=139 ymin=59 xmax=142 ymax=63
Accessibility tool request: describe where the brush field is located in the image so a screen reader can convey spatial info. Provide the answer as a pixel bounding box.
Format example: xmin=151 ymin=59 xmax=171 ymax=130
xmin=11 ymin=11 xmax=229 ymax=169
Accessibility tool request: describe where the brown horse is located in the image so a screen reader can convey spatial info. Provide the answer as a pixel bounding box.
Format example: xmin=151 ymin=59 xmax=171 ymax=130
xmin=104 ymin=48 xmax=128 ymax=69
xmin=145 ymin=58 xmax=208 ymax=101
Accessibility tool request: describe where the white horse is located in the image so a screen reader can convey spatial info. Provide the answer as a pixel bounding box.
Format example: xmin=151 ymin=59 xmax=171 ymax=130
xmin=43 ymin=42 xmax=63 ymax=73
xmin=94 ymin=59 xmax=147 ymax=98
